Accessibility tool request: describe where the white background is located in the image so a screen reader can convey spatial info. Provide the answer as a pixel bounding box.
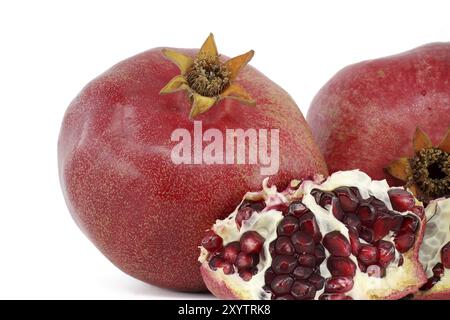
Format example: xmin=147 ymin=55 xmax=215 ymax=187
xmin=0 ymin=0 xmax=448 ymax=299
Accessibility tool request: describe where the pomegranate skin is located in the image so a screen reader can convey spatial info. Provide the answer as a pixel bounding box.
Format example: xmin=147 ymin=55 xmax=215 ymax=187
xmin=307 ymin=43 xmax=450 ymax=185
xmin=58 ymin=48 xmax=327 ymax=291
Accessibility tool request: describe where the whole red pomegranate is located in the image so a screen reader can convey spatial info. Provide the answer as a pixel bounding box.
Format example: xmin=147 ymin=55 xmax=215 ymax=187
xmin=306 ymin=43 xmax=450 ymax=202
xmin=58 ymin=34 xmax=327 ymax=291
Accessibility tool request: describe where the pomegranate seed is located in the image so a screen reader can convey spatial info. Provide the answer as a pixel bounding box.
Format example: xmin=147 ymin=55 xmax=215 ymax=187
xmin=288 ymin=201 xmax=310 ymax=218
xmin=323 ymin=231 xmax=351 ymax=257
xmin=369 ymin=197 xmax=388 ymax=210
xmin=235 ymin=207 xmax=254 ymax=229
xmin=269 ymin=240 xmax=276 ymax=257
xmin=377 ymin=240 xmax=395 ymax=268
xmin=201 ymin=230 xmax=223 ymax=252
xmin=275 ymin=236 xmax=295 ymax=255
xmin=367 ymin=265 xmax=386 ymax=278
xmin=208 ymin=256 xmax=225 ymax=271
xmin=394 ymin=232 xmax=415 ymax=253
xmin=297 ymin=253 xmax=316 ymax=268
xmin=359 ymin=226 xmax=375 ymax=243
xmin=277 ymin=216 xmax=299 ymax=236
xmin=331 ymin=198 xmax=345 ymax=221
xmin=419 ymin=276 xmax=440 ymax=291
xmin=292 ymin=266 xmax=314 ymax=280
xmin=310 ymin=189 xmax=323 ymax=204
xmin=240 ymin=231 xmax=265 ymax=254
xmin=388 ymin=189 xmax=415 ymax=212
xmin=343 ymin=213 xmax=361 ymax=230
xmin=271 ymin=275 xmax=294 ymax=295
xmin=298 ymin=212 xmax=322 ymax=243
xmin=348 ymin=228 xmax=361 ymax=256
xmin=291 ymin=231 xmax=315 ymax=254
xmin=275 ymin=294 xmax=295 ymax=300
xmin=291 ymin=281 xmax=316 ymax=300
xmin=319 ymin=293 xmax=353 ymax=300
xmin=272 ymin=255 xmax=297 ymax=274
xmin=399 ymin=214 xmax=419 ymax=234
xmin=222 ymin=241 xmax=240 ymax=264
xmin=357 ymin=204 xmax=376 ymax=227
xmin=221 ymin=261 xmax=235 ymax=275
xmin=324 ymin=276 xmax=354 ymax=293
xmin=270 ymin=203 xmax=289 ymax=215
xmin=441 ymin=242 xmax=450 ymax=268
xmin=411 ymin=205 xmax=425 ymax=219
xmin=239 ymin=269 xmax=253 ymax=281
xmin=358 ymin=244 xmax=378 ymax=265
xmin=433 ymin=263 xmax=445 ymax=277
xmin=308 ymin=272 xmax=325 ymax=290
xmin=389 ymin=213 xmax=403 ymax=232
xmin=265 ymin=268 xmax=276 ymax=284
xmin=327 ymin=256 xmax=357 ymax=277
xmin=319 ymin=192 xmax=335 ymax=207
xmin=315 ymin=244 xmax=326 ymax=265
xmin=350 ymin=187 xmax=362 ymax=200
xmin=334 ymin=187 xmax=359 ymax=213
xmin=373 ymin=215 xmax=392 ymax=241
xmin=235 ymin=252 xmax=256 ymax=269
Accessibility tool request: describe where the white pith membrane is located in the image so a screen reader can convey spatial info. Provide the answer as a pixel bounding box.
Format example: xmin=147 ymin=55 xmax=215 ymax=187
xmin=417 ymin=198 xmax=450 ymax=295
xmin=199 ymin=170 xmax=424 ymax=300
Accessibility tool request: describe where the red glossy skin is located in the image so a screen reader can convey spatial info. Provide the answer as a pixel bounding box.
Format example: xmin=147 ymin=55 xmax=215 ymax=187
xmin=58 ymin=48 xmax=327 ymax=291
xmin=307 ymin=43 xmax=450 ymax=185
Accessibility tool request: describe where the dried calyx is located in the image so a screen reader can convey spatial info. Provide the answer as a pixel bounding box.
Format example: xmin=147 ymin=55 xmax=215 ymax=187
xmin=386 ymin=127 xmax=450 ymax=202
xmin=199 ymin=170 xmax=427 ymax=300
xmin=160 ymin=33 xmax=255 ymax=118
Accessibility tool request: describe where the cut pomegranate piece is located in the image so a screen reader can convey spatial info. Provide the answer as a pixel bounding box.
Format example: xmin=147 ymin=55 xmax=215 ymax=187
xmin=388 ymin=189 xmax=415 ymax=212
xmin=240 ymin=231 xmax=264 ymax=254
xmin=323 ymin=231 xmax=351 ymax=257
xmin=199 ymin=170 xmax=426 ymax=300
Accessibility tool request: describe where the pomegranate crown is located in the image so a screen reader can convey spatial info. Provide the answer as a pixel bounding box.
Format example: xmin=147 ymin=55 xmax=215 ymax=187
xmin=386 ymin=126 xmax=450 ymax=202
xmin=159 ymin=33 xmax=255 ymax=118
